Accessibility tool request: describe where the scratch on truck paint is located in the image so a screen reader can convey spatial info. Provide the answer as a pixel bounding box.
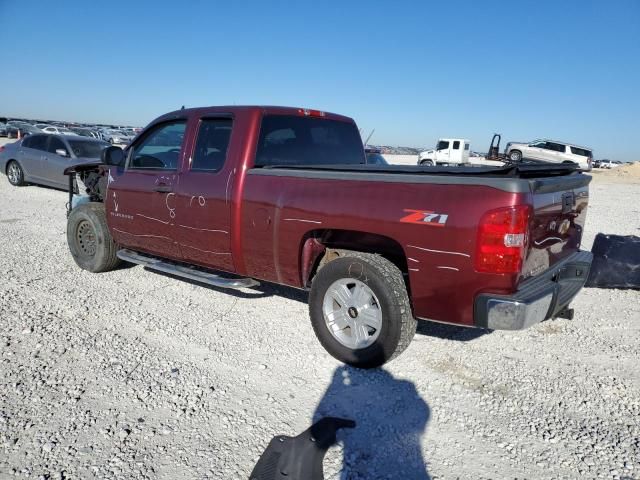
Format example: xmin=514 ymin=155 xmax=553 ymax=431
xmin=437 ymin=266 xmax=460 ymax=271
xmin=406 ymin=244 xmax=470 ymax=258
xmin=179 ymin=244 xmax=231 ymax=255
xmin=165 ymin=193 xmax=176 ymax=219
xmin=177 ymin=225 xmax=229 ymax=234
xmin=283 ymin=218 xmax=322 ymax=224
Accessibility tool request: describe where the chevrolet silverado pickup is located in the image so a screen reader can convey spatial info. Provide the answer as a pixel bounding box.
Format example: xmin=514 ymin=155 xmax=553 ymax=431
xmin=64 ymin=106 xmax=593 ymax=368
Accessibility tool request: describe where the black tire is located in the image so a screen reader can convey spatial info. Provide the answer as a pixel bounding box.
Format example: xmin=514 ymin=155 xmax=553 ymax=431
xmin=67 ymin=203 xmax=121 ymax=273
xmin=509 ymin=150 xmax=522 ymax=162
xmin=6 ymin=160 xmax=25 ymax=186
xmin=309 ymin=251 xmax=416 ymax=368
xmin=419 ymin=159 xmax=434 ymax=166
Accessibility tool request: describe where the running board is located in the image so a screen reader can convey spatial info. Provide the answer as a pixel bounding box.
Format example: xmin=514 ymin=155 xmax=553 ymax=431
xmin=117 ymin=249 xmax=260 ymax=289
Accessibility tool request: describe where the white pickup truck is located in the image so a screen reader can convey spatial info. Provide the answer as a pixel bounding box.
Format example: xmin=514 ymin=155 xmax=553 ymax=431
xmin=417 ymin=138 xmax=470 ymax=166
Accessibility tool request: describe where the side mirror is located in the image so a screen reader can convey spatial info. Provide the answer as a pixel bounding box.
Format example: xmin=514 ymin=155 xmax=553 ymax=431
xmin=101 ymin=145 xmax=125 ymax=166
xmin=55 ymin=149 xmax=68 ymax=157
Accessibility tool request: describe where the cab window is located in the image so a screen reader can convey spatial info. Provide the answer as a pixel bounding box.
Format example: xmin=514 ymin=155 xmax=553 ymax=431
xmin=452 ymin=140 xmax=460 ymax=149
xmin=191 ymin=118 xmax=232 ymax=171
xmin=129 ymin=121 xmax=186 ymax=170
xmin=436 ymin=140 xmax=450 ymax=150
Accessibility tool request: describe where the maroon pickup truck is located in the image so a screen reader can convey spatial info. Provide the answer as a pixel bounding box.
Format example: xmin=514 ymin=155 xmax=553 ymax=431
xmin=64 ymin=106 xmax=592 ymax=368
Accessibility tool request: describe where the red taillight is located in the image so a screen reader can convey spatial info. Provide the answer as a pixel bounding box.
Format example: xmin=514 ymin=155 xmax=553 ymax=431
xmin=297 ymin=108 xmax=325 ymax=117
xmin=475 ymin=205 xmax=530 ymax=274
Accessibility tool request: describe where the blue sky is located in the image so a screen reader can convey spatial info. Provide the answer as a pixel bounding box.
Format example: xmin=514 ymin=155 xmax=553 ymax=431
xmin=1 ymin=0 xmax=638 ymax=160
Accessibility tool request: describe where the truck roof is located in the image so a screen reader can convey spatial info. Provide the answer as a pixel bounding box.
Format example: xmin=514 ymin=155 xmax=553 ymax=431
xmin=155 ymin=105 xmax=355 ymax=124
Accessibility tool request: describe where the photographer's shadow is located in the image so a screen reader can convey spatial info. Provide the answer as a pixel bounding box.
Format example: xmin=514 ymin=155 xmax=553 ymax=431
xmin=313 ymin=366 xmax=430 ymax=479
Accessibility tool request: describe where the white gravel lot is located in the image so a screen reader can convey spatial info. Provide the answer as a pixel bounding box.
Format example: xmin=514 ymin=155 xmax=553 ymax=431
xmin=0 ymin=170 xmax=639 ymax=480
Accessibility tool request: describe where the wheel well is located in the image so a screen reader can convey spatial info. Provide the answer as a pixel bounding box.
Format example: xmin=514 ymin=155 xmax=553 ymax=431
xmin=300 ymin=229 xmax=410 ymax=290
xmin=5 ymin=159 xmax=19 ymax=175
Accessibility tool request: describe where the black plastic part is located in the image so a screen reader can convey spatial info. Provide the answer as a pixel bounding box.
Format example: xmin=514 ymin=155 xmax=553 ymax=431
xmin=586 ymin=234 xmax=640 ymax=289
xmin=250 ymin=417 xmax=355 ymax=480
xmin=66 ymin=172 xmax=75 ymax=217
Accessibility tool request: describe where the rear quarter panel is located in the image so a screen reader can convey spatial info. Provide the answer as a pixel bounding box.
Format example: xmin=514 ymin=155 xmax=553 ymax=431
xmin=240 ymin=172 xmax=527 ymax=325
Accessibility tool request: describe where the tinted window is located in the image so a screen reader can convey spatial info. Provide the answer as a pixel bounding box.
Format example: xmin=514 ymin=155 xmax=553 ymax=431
xmin=453 ymin=141 xmax=460 ymax=150
xmin=255 ymin=115 xmax=364 ymax=167
xmin=436 ymin=140 xmax=450 ymax=150
xmin=24 ymin=135 xmax=47 ymax=151
xmin=192 ymin=118 xmax=232 ymax=171
xmin=48 ymin=137 xmax=68 ymax=155
xmin=570 ymin=146 xmax=592 ymax=157
xmin=365 ymin=153 xmax=388 ymax=165
xmin=129 ymin=121 xmax=186 ymax=170
xmin=67 ymin=139 xmax=109 ymax=159
xmin=548 ymin=142 xmax=566 ymax=153
xmin=464 ymin=143 xmax=470 ymax=151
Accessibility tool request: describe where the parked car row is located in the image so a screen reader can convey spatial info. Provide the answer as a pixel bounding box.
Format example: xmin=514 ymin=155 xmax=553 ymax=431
xmin=0 ymin=118 xmax=141 ymax=145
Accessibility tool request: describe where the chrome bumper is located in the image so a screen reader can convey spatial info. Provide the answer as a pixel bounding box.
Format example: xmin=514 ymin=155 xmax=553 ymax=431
xmin=474 ymin=251 xmax=593 ymax=330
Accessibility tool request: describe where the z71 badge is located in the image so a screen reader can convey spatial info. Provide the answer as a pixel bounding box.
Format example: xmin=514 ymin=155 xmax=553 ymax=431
xmin=400 ymin=209 xmax=448 ymax=227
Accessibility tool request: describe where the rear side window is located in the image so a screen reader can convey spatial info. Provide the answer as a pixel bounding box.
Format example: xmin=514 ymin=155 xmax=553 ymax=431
xmin=570 ymin=146 xmax=592 ymax=157
xmin=24 ymin=135 xmax=48 ymax=151
xmin=129 ymin=121 xmax=186 ymax=170
xmin=464 ymin=143 xmax=470 ymax=151
xmin=437 ymin=140 xmax=450 ymax=150
xmin=548 ymin=142 xmax=566 ymax=153
xmin=255 ymin=115 xmax=364 ymax=167
xmin=192 ymin=118 xmax=232 ymax=171
xmin=453 ymin=141 xmax=460 ymax=149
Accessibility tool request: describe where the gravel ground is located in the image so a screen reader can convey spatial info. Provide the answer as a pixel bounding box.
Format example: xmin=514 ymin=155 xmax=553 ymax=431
xmin=0 ymin=173 xmax=638 ymax=480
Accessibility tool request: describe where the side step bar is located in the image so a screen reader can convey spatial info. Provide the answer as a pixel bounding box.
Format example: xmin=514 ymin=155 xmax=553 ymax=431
xmin=117 ymin=249 xmax=260 ymax=289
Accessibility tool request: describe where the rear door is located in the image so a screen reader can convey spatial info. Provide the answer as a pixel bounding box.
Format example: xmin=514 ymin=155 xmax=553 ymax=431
xmin=107 ymin=120 xmax=187 ymax=260
xmin=19 ymin=134 xmax=49 ymax=180
xmin=173 ymin=116 xmax=235 ymax=272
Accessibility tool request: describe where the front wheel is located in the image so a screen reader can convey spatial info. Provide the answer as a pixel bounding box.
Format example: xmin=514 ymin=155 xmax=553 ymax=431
xmin=6 ymin=161 xmax=25 ymax=186
xmin=419 ymin=159 xmax=434 ymax=166
xmin=309 ymin=252 xmax=416 ymax=368
xmin=67 ymin=203 xmax=121 ymax=273
xmin=509 ymin=150 xmax=522 ymax=162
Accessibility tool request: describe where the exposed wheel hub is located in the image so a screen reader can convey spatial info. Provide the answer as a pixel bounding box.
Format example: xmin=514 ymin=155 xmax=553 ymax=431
xmin=76 ymin=220 xmax=97 ymax=256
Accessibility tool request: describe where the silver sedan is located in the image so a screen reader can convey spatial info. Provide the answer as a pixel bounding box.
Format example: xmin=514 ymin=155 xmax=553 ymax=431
xmin=0 ymin=134 xmax=109 ymax=190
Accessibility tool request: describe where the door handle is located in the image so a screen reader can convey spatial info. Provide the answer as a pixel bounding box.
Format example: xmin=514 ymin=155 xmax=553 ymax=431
xmin=154 ymin=185 xmax=172 ymax=193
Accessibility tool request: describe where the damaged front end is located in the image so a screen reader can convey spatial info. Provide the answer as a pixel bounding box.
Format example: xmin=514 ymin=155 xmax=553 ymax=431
xmin=63 ymin=162 xmax=108 ymax=217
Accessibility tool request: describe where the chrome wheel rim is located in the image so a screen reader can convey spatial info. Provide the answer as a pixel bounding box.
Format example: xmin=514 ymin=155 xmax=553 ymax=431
xmin=76 ymin=220 xmax=97 ymax=256
xmin=322 ymin=278 xmax=383 ymax=349
xmin=7 ymin=163 xmax=19 ymax=184
xmin=511 ymin=152 xmax=521 ymax=161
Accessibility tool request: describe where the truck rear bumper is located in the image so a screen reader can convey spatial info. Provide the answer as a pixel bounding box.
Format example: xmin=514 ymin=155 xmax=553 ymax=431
xmin=474 ymin=251 xmax=593 ymax=330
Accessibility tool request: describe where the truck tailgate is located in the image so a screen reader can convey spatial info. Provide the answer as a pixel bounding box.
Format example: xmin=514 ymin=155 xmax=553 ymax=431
xmin=522 ymin=174 xmax=591 ymax=281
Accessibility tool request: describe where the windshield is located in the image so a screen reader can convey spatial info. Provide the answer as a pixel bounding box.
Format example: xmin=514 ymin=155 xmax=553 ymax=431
xmin=67 ymin=139 xmax=109 ymax=158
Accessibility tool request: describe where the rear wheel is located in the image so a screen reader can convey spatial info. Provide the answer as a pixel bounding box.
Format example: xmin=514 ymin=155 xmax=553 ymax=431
xmin=67 ymin=203 xmax=121 ymax=273
xmin=6 ymin=161 xmax=25 ymax=186
xmin=309 ymin=251 xmax=416 ymax=368
xmin=509 ymin=150 xmax=522 ymax=162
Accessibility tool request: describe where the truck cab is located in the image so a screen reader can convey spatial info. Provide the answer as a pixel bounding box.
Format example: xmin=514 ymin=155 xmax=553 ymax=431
xmin=418 ymin=138 xmax=470 ymax=166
